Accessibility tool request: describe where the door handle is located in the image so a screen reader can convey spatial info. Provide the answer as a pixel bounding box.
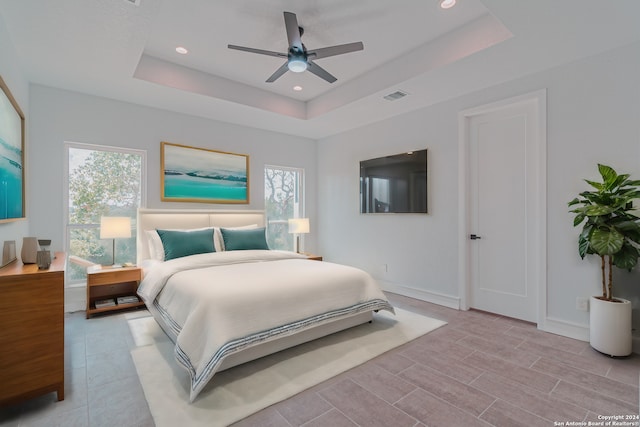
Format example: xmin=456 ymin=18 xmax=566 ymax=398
xmin=470 ymin=234 xmax=482 ymax=240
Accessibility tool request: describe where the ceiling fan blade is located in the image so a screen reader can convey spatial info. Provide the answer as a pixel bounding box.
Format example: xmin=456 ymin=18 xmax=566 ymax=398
xmin=266 ymin=62 xmax=290 ymax=83
xmin=307 ymin=61 xmax=337 ymax=83
xmin=307 ymin=41 xmax=364 ymax=60
xmin=228 ymin=44 xmax=287 ymax=58
xmin=283 ymin=12 xmax=303 ymax=50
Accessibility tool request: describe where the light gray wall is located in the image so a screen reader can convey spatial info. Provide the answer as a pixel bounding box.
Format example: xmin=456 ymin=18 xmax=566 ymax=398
xmin=0 ymin=12 xmax=29 ymax=250
xmin=11 ymin=31 xmax=640 ymax=339
xmin=317 ymin=41 xmax=640 ymax=334
xmin=27 ymin=85 xmax=318 ymax=254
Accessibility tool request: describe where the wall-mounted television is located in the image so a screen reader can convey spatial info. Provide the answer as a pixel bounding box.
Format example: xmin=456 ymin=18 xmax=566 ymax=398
xmin=360 ymin=149 xmax=427 ymax=214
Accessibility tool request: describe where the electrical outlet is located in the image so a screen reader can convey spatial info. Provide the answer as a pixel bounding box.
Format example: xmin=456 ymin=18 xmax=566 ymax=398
xmin=576 ymin=297 xmax=589 ymax=312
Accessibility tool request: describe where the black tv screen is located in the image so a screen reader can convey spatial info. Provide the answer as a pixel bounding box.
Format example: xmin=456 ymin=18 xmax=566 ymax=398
xmin=360 ymin=149 xmax=427 ymax=214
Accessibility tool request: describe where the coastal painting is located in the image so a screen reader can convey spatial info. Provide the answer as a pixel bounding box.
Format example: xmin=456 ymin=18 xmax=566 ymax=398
xmin=161 ymin=142 xmax=249 ymax=204
xmin=0 ymin=76 xmax=25 ymax=222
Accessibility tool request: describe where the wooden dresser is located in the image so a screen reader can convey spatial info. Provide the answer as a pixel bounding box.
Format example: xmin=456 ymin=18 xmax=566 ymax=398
xmin=0 ymin=252 xmax=65 ymax=406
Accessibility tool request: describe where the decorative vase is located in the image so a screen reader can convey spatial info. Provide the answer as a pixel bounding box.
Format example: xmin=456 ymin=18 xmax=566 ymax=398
xmin=37 ymin=250 xmax=51 ymax=269
xmin=21 ymin=237 xmax=39 ymax=264
xmin=37 ymin=239 xmax=52 ymax=269
xmin=589 ymin=296 xmax=632 ymax=357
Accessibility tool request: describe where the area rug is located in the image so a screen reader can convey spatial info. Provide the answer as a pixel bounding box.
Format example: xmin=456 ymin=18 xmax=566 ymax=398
xmin=128 ymin=309 xmax=446 ymax=427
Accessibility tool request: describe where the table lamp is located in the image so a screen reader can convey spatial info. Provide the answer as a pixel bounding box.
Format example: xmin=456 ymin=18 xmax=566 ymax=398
xmin=100 ymin=216 xmax=131 ymax=267
xmin=288 ymin=218 xmax=309 ymax=253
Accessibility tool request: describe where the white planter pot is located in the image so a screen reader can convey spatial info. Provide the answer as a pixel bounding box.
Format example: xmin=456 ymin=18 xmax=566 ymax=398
xmin=589 ymin=296 xmax=632 ymax=357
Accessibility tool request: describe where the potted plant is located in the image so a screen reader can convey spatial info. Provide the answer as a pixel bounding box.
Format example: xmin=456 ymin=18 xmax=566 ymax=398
xmin=568 ymin=164 xmax=640 ymax=356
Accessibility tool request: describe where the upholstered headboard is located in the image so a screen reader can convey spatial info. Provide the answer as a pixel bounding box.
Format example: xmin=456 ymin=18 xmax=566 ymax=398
xmin=136 ymin=208 xmax=265 ymax=265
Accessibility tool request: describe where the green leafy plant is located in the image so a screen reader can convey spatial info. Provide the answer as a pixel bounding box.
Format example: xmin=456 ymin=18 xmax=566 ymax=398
xmin=568 ymin=164 xmax=640 ymax=301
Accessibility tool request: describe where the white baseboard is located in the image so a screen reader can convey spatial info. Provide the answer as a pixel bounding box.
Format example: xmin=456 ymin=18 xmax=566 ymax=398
xmin=380 ymin=281 xmax=460 ymax=309
xmin=540 ymin=316 xmax=589 ymax=342
xmin=541 ymin=317 xmax=639 ymax=355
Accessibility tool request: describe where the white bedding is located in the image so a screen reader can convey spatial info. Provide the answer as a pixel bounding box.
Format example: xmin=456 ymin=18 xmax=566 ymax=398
xmin=137 ymin=250 xmax=394 ymax=402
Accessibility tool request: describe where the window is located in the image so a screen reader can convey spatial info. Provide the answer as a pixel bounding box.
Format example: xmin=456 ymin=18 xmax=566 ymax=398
xmin=264 ymin=165 xmax=304 ymax=251
xmin=64 ymin=143 xmax=146 ymax=284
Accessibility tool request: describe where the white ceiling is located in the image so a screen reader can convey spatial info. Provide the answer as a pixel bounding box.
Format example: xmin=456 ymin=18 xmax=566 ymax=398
xmin=1 ymin=0 xmax=639 ymax=139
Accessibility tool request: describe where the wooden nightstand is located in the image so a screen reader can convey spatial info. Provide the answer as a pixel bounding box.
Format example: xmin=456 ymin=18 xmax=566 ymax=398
xmin=86 ymin=266 xmax=144 ymax=318
xmin=302 ymin=253 xmax=323 ymax=261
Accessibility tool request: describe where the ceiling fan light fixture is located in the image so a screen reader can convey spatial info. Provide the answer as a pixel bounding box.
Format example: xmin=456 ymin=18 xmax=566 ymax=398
xmin=288 ymin=59 xmax=307 ymax=73
xmin=228 ymin=11 xmax=362 ymax=83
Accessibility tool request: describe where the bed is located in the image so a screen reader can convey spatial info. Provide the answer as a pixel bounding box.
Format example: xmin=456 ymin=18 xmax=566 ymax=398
xmin=136 ymin=208 xmax=394 ymax=402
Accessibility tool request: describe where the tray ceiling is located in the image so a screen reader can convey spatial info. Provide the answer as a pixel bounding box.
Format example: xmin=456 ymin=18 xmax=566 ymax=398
xmin=1 ymin=0 xmax=639 ymax=138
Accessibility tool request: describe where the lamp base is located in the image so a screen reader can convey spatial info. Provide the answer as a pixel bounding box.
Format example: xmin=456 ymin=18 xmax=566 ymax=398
xmin=106 ymin=264 xmax=123 ymax=269
xmin=107 ymin=239 xmax=124 ymax=267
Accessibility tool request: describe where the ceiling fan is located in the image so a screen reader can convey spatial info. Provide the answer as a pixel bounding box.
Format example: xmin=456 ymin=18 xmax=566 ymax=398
xmin=228 ymin=11 xmax=364 ymax=84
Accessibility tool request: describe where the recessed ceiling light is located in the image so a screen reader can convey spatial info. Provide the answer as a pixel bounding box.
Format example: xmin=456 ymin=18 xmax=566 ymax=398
xmin=175 ymin=46 xmax=189 ymax=55
xmin=293 ymin=85 xmax=303 ymax=91
xmin=440 ymin=0 xmax=456 ymax=9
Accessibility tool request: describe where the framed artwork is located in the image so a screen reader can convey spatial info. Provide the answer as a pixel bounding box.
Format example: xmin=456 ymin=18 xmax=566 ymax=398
xmin=0 ymin=75 xmax=25 ymax=223
xmin=161 ymin=141 xmax=249 ymax=204
xmin=1 ymin=240 xmax=16 ymax=267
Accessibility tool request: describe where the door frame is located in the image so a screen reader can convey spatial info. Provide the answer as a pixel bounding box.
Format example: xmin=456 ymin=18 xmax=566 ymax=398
xmin=457 ymin=89 xmax=547 ymax=325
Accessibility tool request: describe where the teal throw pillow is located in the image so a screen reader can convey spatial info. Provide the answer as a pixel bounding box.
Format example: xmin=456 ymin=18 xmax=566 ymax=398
xmin=221 ymin=227 xmax=269 ymax=251
xmin=157 ymin=228 xmax=215 ymax=260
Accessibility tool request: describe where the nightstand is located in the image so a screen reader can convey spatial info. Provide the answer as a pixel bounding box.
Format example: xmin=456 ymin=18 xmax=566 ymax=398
xmin=302 ymin=253 xmax=323 ymax=261
xmin=86 ymin=266 xmax=144 ymax=318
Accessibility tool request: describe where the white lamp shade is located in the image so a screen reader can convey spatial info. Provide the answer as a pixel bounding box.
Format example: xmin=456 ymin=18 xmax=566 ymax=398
xmin=288 ymin=218 xmax=310 ymax=234
xmin=100 ymin=217 xmax=132 ymax=239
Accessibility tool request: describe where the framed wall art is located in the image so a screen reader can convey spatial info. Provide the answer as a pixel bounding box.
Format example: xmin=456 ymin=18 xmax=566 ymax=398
xmin=161 ymin=141 xmax=249 ymax=204
xmin=0 ymin=75 xmax=25 ymax=222
xmin=1 ymin=240 xmax=16 ymax=267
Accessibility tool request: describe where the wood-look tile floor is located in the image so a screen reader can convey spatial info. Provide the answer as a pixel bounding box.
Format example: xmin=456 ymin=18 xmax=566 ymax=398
xmin=1 ymin=292 xmax=638 ymax=427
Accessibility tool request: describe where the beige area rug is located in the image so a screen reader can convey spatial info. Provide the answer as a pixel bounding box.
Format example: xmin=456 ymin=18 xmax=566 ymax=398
xmin=129 ymin=309 xmax=446 ymax=427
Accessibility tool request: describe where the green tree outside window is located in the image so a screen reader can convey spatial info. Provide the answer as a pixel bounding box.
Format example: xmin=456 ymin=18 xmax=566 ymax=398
xmin=264 ymin=166 xmax=304 ymax=251
xmin=66 ymin=145 xmax=144 ymax=282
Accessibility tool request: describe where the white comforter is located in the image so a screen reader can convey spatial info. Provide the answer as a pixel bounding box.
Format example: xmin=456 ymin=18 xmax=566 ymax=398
xmin=137 ymin=250 xmax=393 ymax=402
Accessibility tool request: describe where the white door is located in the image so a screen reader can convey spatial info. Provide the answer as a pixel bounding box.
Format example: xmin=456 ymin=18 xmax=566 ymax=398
xmin=460 ymin=91 xmax=546 ymax=323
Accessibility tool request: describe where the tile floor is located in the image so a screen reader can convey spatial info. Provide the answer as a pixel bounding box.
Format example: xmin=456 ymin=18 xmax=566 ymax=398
xmin=1 ymin=292 xmax=638 ymax=427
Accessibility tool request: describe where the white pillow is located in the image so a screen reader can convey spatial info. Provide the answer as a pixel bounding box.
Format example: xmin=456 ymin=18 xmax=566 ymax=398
xmin=213 ymin=224 xmax=258 ymax=252
xmin=144 ymin=227 xmax=216 ymax=261
xmin=145 ymin=230 xmax=165 ymax=261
